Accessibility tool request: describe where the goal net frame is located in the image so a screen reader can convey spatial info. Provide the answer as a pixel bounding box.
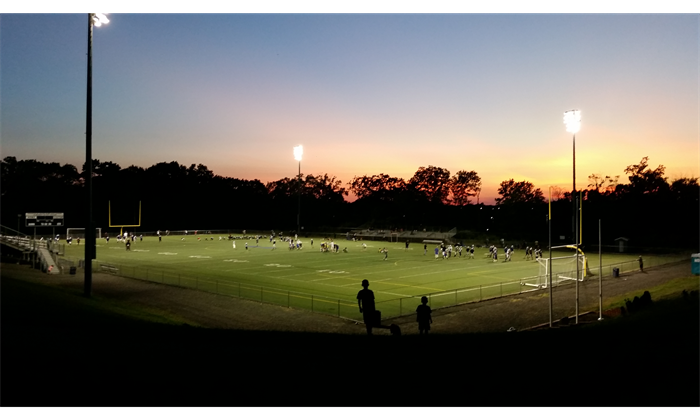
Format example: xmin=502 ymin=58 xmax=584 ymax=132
xmin=523 ymin=245 xmax=592 ymax=289
xmin=108 ymin=201 xmax=141 ymax=235
xmin=390 ymin=232 xmax=400 ymax=242
xmin=65 ymin=227 xmax=102 ymax=239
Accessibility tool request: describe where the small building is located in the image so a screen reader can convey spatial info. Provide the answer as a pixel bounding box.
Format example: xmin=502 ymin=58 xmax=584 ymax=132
xmin=614 ymin=237 xmax=629 ymax=253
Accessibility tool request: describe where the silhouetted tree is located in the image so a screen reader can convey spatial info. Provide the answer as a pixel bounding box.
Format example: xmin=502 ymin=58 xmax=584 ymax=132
xmin=146 ymin=161 xmax=188 ymax=181
xmin=305 ymin=173 xmax=348 ymax=201
xmin=348 ymin=174 xmax=407 ymax=201
xmin=670 ymin=177 xmax=699 ymax=200
xmin=266 ymin=177 xmax=298 ymax=200
xmin=3 ymin=155 xmax=694 ymax=246
xmin=621 ymin=156 xmax=669 ymax=195
xmin=549 ymin=186 xmax=566 ymax=201
xmin=449 ymin=170 xmax=482 ymax=206
xmin=409 ymin=166 xmax=451 ymax=204
xmin=588 ymin=173 xmax=622 ymax=194
xmin=495 ymin=179 xmax=545 ymax=205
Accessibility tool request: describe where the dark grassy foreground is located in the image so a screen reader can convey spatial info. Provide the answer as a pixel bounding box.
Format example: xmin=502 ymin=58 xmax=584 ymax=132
xmin=1 ymin=272 xmax=698 ymax=407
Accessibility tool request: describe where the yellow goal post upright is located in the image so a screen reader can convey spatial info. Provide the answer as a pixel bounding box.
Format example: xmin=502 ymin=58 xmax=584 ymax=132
xmin=563 ymin=244 xmax=593 ymax=277
xmin=108 ymin=201 xmax=141 ymax=236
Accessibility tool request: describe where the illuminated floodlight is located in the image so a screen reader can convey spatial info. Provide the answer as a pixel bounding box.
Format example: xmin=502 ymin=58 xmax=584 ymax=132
xmin=85 ymin=11 xmax=110 ymax=297
xmin=92 ymin=13 xmax=109 ymax=27
xmin=563 ymin=108 xmax=582 ymax=325
xmin=293 ymin=145 xmax=303 ymax=162
xmin=563 ymin=110 xmax=581 ymax=134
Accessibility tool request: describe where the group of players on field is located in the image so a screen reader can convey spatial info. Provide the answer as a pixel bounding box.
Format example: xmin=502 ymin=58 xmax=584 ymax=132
xmin=430 ymin=244 xmax=476 ymax=259
xmin=78 ymin=228 xmax=546 ymax=262
xmin=487 ymin=244 xmax=542 ymax=262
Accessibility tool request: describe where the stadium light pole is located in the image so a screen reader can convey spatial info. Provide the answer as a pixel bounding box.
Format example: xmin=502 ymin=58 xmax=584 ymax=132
xmin=85 ymin=13 xmax=109 ymax=298
xmin=294 ymin=145 xmax=303 ymax=237
xmin=564 ymin=109 xmax=581 ymax=323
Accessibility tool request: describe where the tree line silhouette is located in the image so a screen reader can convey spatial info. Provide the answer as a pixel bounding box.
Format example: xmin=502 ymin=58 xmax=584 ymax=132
xmin=2 ymin=156 xmax=697 ymax=247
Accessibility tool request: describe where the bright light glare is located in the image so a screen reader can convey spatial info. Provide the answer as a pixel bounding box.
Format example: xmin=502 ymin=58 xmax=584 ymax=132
xmin=293 ymin=145 xmax=303 ymax=161
xmin=563 ymin=110 xmax=581 ymax=134
xmin=92 ymin=13 xmax=109 ymax=27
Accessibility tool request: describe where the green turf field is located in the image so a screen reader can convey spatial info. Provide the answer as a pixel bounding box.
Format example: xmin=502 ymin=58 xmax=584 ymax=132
xmin=61 ymin=235 xmax=685 ymax=320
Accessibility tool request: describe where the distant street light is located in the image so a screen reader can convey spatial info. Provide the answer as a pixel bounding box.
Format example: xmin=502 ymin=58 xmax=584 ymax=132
xmin=85 ymin=13 xmax=109 ymax=297
xmin=294 ymin=145 xmax=303 ymax=237
xmin=564 ymin=109 xmax=581 ymax=323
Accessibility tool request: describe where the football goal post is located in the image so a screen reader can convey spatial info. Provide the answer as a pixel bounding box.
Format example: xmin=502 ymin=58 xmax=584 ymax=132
xmin=108 ymin=201 xmax=141 ymax=235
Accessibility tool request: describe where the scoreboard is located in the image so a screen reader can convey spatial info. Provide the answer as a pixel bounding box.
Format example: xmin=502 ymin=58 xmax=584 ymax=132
xmin=25 ymin=213 xmax=64 ymax=227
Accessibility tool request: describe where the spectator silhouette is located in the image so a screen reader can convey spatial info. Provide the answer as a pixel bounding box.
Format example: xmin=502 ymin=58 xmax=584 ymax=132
xmin=416 ymin=296 xmax=432 ymax=334
xmin=357 ymin=279 xmax=376 ymax=335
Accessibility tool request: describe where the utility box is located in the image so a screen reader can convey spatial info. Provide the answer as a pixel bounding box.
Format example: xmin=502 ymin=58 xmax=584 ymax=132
xmin=692 ymin=253 xmax=700 ymax=275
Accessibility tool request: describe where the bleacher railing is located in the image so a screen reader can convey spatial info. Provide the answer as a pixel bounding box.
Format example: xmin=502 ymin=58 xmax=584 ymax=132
xmin=0 ymin=225 xmax=65 ymax=254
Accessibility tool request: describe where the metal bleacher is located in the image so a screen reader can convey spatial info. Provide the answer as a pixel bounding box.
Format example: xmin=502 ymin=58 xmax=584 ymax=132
xmin=346 ymin=227 xmax=457 ymax=243
xmin=1 ymin=225 xmax=61 ymax=274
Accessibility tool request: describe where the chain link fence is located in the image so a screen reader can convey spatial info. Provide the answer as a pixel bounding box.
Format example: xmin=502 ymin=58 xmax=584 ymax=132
xmin=89 ymin=253 xmax=688 ymax=322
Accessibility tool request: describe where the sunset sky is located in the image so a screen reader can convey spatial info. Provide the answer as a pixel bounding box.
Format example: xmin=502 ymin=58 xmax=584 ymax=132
xmin=2 ymin=6 xmax=698 ymax=204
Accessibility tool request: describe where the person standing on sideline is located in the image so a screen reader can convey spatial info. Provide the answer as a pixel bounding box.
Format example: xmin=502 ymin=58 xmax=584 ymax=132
xmin=638 ymin=256 xmax=644 ymax=272
xmin=424 ymin=243 xmax=427 ymax=256
xmin=357 ymin=279 xmax=376 ymax=335
xmin=416 ymin=296 xmax=432 ymax=335
xmin=405 ymin=240 xmax=409 ymax=251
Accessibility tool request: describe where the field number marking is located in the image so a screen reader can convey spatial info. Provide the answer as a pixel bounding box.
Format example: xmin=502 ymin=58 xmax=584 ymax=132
xmin=158 ymin=252 xmax=178 ymax=255
xmin=189 ymin=255 xmax=211 ymax=259
xmin=223 ymin=259 xmax=249 ymax=263
xmin=317 ymin=269 xmax=349 ymax=274
xmin=265 ymin=263 xmax=292 ymax=268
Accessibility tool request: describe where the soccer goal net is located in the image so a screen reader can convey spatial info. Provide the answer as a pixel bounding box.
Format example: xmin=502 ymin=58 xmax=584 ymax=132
xmin=65 ymin=227 xmax=102 ymax=239
xmin=522 ymin=253 xmax=590 ymax=289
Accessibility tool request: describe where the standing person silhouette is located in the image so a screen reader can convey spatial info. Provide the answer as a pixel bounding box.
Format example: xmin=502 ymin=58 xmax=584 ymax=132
xmin=357 ymin=279 xmax=376 ymax=335
xmin=416 ymin=296 xmax=432 ymax=334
